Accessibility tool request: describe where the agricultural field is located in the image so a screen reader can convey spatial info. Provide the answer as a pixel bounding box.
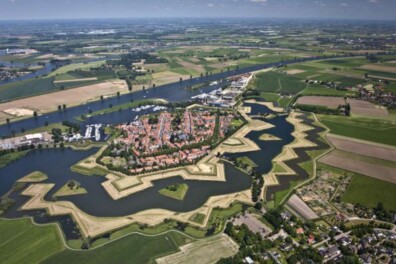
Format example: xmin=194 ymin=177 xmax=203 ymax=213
xmin=254 ymin=71 xmax=307 ymax=94
xmin=301 ymin=84 xmax=357 ymax=97
xmin=319 ymin=149 xmax=396 ymax=184
xmin=296 ymin=96 xmax=389 ymax=117
xmin=326 ymin=134 xmax=396 ymax=162
xmin=43 ymin=231 xmax=191 ymax=264
xmin=0 ymin=80 xmax=128 ymax=118
xmin=0 ymin=218 xmax=64 ymax=264
xmin=318 ymin=115 xmax=396 ymax=146
xmin=0 ymin=78 xmax=56 ymax=102
xmin=342 ymin=174 xmax=396 ymax=211
xmin=156 ymin=234 xmax=239 ymax=264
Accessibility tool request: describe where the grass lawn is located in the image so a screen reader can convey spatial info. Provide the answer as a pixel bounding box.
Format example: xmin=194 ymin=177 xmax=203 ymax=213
xmin=318 ymin=115 xmax=396 ymax=146
xmin=48 ymin=61 xmax=106 ymax=77
xmin=254 ymin=71 xmax=307 ymax=94
xmin=0 ymin=218 xmax=64 ymax=264
xmin=53 ymin=182 xmax=87 ymax=197
xmin=159 ymin=183 xmax=189 ymax=201
xmin=43 ymin=232 xmax=189 ymax=264
xmin=260 ymin=92 xmax=281 ymax=102
xmin=237 ymin=156 xmax=258 ymax=167
xmin=0 ymin=77 xmax=55 ymax=101
xmin=189 ymin=213 xmax=206 ymax=224
xmin=0 ymin=151 xmax=28 ymax=168
xmin=18 ymin=171 xmax=48 ymax=182
xmin=301 ymin=85 xmax=357 ymax=97
xmin=16 ymin=123 xmax=69 ymax=137
xmin=342 ymin=174 xmax=396 ymax=211
xmin=259 ymin=133 xmax=281 ymax=141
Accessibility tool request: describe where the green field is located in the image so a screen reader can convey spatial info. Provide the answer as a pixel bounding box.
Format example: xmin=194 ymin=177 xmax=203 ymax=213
xmin=43 ymin=232 xmax=189 ymax=264
xmin=236 ymin=156 xmax=258 ymax=168
xmin=318 ymin=115 xmax=396 ymax=146
xmin=342 ymin=174 xmax=396 ymax=211
xmin=48 ymin=61 xmax=106 ymax=77
xmin=301 ymin=85 xmax=357 ymax=97
xmin=0 ymin=151 xmax=28 ymax=168
xmin=254 ymin=71 xmax=307 ymax=94
xmin=159 ymin=183 xmax=189 ymax=201
xmin=0 ymin=77 xmax=55 ymax=101
xmin=0 ymin=218 xmax=64 ymax=264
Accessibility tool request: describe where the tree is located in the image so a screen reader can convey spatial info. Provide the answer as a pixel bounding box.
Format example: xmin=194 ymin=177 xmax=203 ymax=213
xmin=254 ymin=202 xmax=262 ymax=210
xmin=179 ymin=77 xmax=182 ymax=83
xmin=117 ymin=91 xmax=120 ymax=97
xmin=6 ymin=118 xmax=10 ymax=124
xmin=62 ymin=104 xmax=66 ymax=110
xmin=100 ymin=95 xmax=104 ymax=101
xmin=67 ymin=180 xmax=76 ymax=189
xmin=33 ymin=111 xmax=38 ymax=117
xmin=58 ymin=105 xmax=62 ymax=111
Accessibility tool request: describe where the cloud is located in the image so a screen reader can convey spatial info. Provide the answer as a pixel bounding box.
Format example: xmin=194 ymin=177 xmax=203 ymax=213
xmin=368 ymin=0 xmax=380 ymax=3
xmin=207 ymin=3 xmax=214 ymax=7
xmin=250 ymin=0 xmax=268 ymax=2
xmin=340 ymin=2 xmax=347 ymax=6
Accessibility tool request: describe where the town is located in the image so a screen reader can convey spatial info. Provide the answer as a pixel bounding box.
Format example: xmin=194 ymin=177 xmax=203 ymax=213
xmin=103 ymin=109 xmax=242 ymax=174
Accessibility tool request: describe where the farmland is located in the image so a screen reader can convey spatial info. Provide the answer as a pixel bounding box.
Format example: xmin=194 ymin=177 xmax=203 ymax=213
xmin=342 ymin=174 xmax=396 ymax=211
xmin=318 ymin=115 xmax=396 ymax=146
xmin=319 ymin=149 xmax=396 ymax=184
xmin=43 ymin=231 xmax=191 ymax=264
xmin=0 ymin=218 xmax=64 ymax=264
xmin=156 ymin=234 xmax=238 ymax=264
xmin=254 ymin=71 xmax=307 ymax=94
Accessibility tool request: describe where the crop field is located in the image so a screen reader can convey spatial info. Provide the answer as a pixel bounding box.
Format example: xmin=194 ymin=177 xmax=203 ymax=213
xmin=0 ymin=80 xmax=128 ymax=115
xmin=0 ymin=77 xmax=55 ymax=102
xmin=319 ymin=150 xmax=396 ymax=184
xmin=156 ymin=234 xmax=239 ymax=264
xmin=254 ymin=71 xmax=307 ymax=94
xmin=301 ymin=85 xmax=357 ymax=97
xmin=43 ymin=232 xmax=190 ymax=264
xmin=0 ymin=218 xmax=64 ymax=264
xmin=296 ymin=96 xmax=388 ymax=117
xmin=342 ymin=174 xmax=396 ymax=211
xmin=326 ymin=134 xmax=396 ymax=162
xmin=48 ymin=61 xmax=106 ymax=77
xmin=318 ymin=115 xmax=396 ymax=146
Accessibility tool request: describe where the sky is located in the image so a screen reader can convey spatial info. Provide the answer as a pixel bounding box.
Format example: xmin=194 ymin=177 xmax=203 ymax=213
xmin=0 ymin=0 xmax=395 ymax=20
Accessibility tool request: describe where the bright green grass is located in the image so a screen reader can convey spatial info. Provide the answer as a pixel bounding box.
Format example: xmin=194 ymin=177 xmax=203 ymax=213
xmin=278 ymin=96 xmax=293 ymax=108
xmin=0 ymin=151 xmax=28 ymax=168
xmin=255 ymin=71 xmax=307 ymax=94
xmin=318 ymin=115 xmax=396 ymax=146
xmin=189 ymin=213 xmax=206 ymax=224
xmin=0 ymin=218 xmax=64 ymax=264
xmin=48 ymin=61 xmax=106 ymax=77
xmin=159 ymin=183 xmax=189 ymax=201
xmin=260 ymin=92 xmax=280 ymax=102
xmin=16 ymin=123 xmax=69 ymax=137
xmin=0 ymin=77 xmax=55 ymax=101
xmin=342 ymin=174 xmax=396 ymax=211
xmin=302 ymin=85 xmax=357 ymax=97
xmin=237 ymin=156 xmax=258 ymax=168
xmin=43 ymin=232 xmax=189 ymax=264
